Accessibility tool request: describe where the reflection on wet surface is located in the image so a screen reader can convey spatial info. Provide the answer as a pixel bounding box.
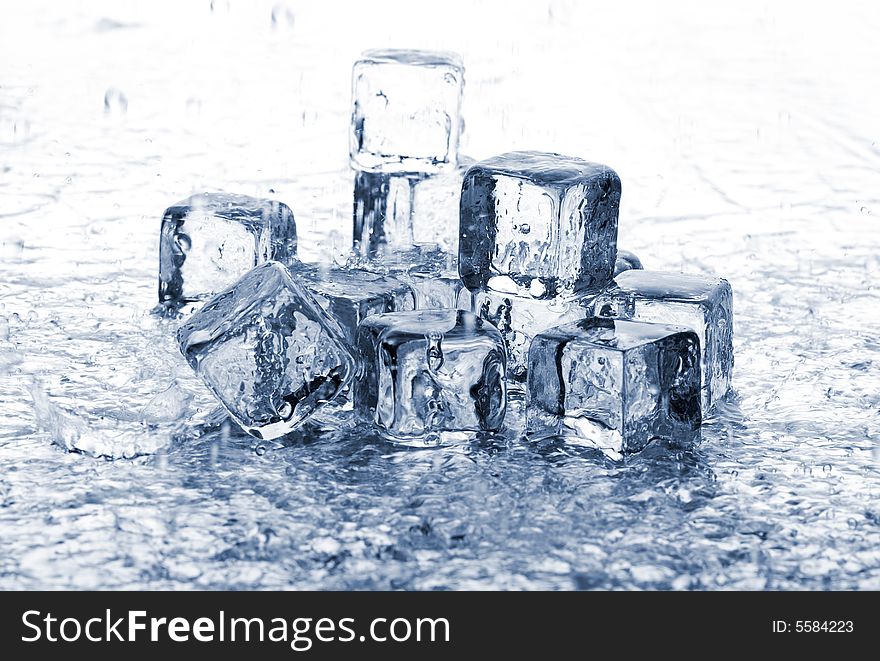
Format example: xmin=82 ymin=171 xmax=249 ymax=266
xmin=0 ymin=1 xmax=878 ymax=589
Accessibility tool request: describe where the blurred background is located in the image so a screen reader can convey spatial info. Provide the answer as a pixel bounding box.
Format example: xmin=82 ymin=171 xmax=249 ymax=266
xmin=0 ymin=0 xmax=877 ymax=590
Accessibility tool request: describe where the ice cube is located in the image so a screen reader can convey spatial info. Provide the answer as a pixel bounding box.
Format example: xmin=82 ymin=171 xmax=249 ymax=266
xmin=408 ymin=273 xmax=472 ymax=311
xmin=475 ymin=287 xmax=592 ymax=383
xmin=614 ymin=249 xmax=643 ymax=276
xmin=352 ymin=243 xmax=471 ymax=312
xmin=177 ymin=261 xmax=355 ymax=440
xmin=353 ymin=170 xmax=418 ymax=258
xmin=527 ymin=317 xmax=701 ymax=460
xmin=350 ymin=49 xmax=464 ymax=174
xmin=459 ymin=151 xmax=620 ymax=299
xmin=591 ymin=270 xmax=733 ymax=410
xmin=290 ymin=263 xmax=416 ymax=343
xmin=354 ymin=310 xmax=506 ymax=440
xmin=352 ymin=159 xmax=470 ymax=258
xmin=159 ymin=192 xmax=297 ymax=308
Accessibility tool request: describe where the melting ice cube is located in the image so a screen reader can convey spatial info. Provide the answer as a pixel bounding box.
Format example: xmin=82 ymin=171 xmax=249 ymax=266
xmin=350 ymin=49 xmax=464 ymax=174
xmin=527 ymin=317 xmax=702 ymax=460
xmin=354 ymin=310 xmax=506 ymax=440
xmin=177 ymin=262 xmax=355 ymax=440
xmin=158 ymin=192 xmax=297 ymax=308
xmin=591 ymin=270 xmax=733 ymax=411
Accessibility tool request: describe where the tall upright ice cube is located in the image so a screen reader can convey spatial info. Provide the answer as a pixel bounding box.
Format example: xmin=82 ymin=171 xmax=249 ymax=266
xmin=353 ymin=159 xmax=471 ymax=258
xmin=354 ymin=310 xmax=506 ymax=440
xmin=352 ymin=170 xmax=418 ymax=258
xmin=350 ymin=49 xmax=464 ymax=174
xmin=475 ymin=288 xmax=591 ymax=382
xmin=591 ymin=270 xmax=733 ymax=410
xmin=159 ymin=192 xmax=297 ymax=307
xmin=177 ymin=262 xmax=355 ymax=440
xmin=459 ymin=151 xmax=621 ymax=299
xmin=291 ymin=263 xmax=416 ymax=343
xmin=527 ymin=318 xmax=701 ymax=460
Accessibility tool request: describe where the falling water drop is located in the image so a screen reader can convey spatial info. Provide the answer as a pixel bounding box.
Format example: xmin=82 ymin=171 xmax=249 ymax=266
xmin=426 ymin=331 xmax=444 ymax=371
xmin=271 ymin=4 xmax=295 ymax=29
xmin=104 ymin=88 xmax=128 ymax=115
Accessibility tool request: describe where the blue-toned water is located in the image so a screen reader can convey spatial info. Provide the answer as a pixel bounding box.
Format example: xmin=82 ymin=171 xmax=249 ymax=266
xmin=0 ymin=0 xmax=878 ymax=589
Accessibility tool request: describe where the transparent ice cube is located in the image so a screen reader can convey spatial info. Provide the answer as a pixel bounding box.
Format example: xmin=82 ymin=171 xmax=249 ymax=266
xmin=158 ymin=192 xmax=297 ymax=307
xmin=614 ymin=249 xmax=643 ymax=276
xmin=407 ymin=273 xmax=472 ymax=311
xmin=177 ymin=261 xmax=355 ymax=440
xmin=591 ymin=270 xmax=733 ymax=411
xmin=475 ymin=286 xmax=592 ymax=383
xmin=351 ymin=243 xmax=471 ymax=312
xmin=353 ymin=159 xmax=470 ymax=258
xmin=354 ymin=310 xmax=506 ymax=440
xmin=527 ymin=317 xmax=702 ymax=460
xmin=459 ymin=151 xmax=620 ymax=299
xmin=290 ymin=263 xmax=416 ymax=343
xmin=350 ymin=49 xmax=464 ymax=174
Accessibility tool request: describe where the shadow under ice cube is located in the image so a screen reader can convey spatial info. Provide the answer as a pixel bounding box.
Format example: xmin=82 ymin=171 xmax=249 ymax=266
xmin=159 ymin=192 xmax=297 ymax=307
xmin=350 ymin=49 xmax=464 ymax=174
xmin=527 ymin=318 xmax=702 ymax=460
xmin=354 ymin=310 xmax=506 ymax=441
xmin=459 ymin=151 xmax=621 ymax=299
xmin=177 ymin=261 xmax=355 ymax=440
xmin=591 ymin=270 xmax=733 ymax=411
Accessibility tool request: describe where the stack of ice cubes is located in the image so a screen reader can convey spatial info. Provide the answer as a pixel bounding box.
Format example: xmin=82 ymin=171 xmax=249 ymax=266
xmin=350 ymin=49 xmax=472 ymax=311
xmin=460 ymin=151 xmax=623 ymax=383
xmin=156 ymin=48 xmax=734 ymax=459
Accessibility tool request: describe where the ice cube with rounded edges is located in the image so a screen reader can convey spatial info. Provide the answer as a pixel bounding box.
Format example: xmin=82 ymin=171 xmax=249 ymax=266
xmin=354 ymin=310 xmax=506 ymax=441
xmin=177 ymin=261 xmax=355 ymax=440
xmin=591 ymin=270 xmax=733 ymax=411
xmin=350 ymin=49 xmax=464 ymax=174
xmin=527 ymin=317 xmax=702 ymax=460
xmin=459 ymin=151 xmax=620 ymax=299
xmin=159 ymin=192 xmax=297 ymax=307
xmin=290 ymin=263 xmax=416 ymax=343
xmin=475 ymin=287 xmax=592 ymax=383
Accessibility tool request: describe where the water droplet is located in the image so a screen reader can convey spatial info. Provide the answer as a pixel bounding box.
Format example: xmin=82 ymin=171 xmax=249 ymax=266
xmin=271 ymin=4 xmax=295 ymax=29
xmin=185 ymin=97 xmax=202 ymax=116
xmin=175 ymin=233 xmax=192 ymax=252
xmin=426 ymin=331 xmax=444 ymax=371
xmin=529 ymin=278 xmax=546 ymax=298
xmin=278 ymin=401 xmax=293 ymax=420
xmin=254 ymin=445 xmax=267 ymax=456
xmin=519 ymin=223 xmax=531 ymax=234
xmin=104 ymin=88 xmax=128 ymax=115
xmin=26 ymin=310 xmax=38 ymax=323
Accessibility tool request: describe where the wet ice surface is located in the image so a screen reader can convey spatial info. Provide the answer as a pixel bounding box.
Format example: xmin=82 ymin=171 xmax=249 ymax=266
xmin=1 ymin=1 xmax=879 ymax=589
